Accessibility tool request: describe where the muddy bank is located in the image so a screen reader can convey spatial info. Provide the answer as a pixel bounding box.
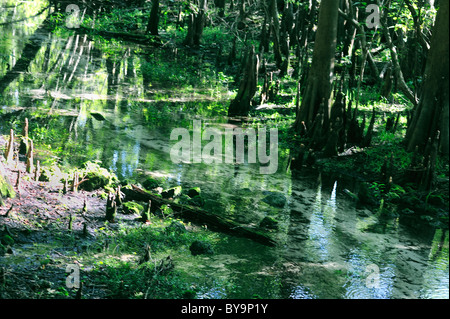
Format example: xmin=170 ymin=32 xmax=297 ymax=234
xmin=0 ymin=134 xmax=229 ymax=299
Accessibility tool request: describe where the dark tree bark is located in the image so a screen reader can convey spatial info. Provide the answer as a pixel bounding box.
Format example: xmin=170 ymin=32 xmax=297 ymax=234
xmin=184 ymin=0 xmax=208 ymax=46
xmin=146 ymin=0 xmax=160 ymax=36
xmin=215 ymin=0 xmax=226 ymax=17
xmin=259 ymin=15 xmax=270 ymax=54
xmin=292 ymin=2 xmax=312 ymax=78
xmin=267 ymin=0 xmax=283 ymax=70
xmin=294 ymin=0 xmax=340 ymax=135
xmin=279 ymin=2 xmax=294 ymax=77
xmin=405 ymin=0 xmax=449 ymax=156
xmin=338 ymin=7 xmax=380 ymax=92
xmin=228 ymin=46 xmax=259 ymax=116
xmin=298 ymin=0 xmax=318 ymax=50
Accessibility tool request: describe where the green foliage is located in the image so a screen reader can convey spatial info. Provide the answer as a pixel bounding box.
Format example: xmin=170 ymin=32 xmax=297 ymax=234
xmin=385 ymin=183 xmax=406 ymax=201
xmin=1 ymin=234 xmax=14 ymax=246
xmin=368 ymin=181 xmax=385 ymax=201
xmin=79 ymin=216 xmax=219 ymax=298
xmin=202 ymin=26 xmax=234 ymax=48
xmin=160 ymin=204 xmax=174 ymax=216
xmin=364 ymin=137 xmax=413 ymax=174
xmin=98 ymin=217 xmax=214 ymax=255
xmin=368 ymin=181 xmax=406 ymax=202
xmin=91 ymin=259 xmax=192 ymax=299
xmin=82 ymin=8 xmax=146 ymax=32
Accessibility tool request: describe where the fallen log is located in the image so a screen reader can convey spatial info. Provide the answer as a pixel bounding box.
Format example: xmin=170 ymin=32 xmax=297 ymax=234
xmin=124 ymin=185 xmax=277 ymax=247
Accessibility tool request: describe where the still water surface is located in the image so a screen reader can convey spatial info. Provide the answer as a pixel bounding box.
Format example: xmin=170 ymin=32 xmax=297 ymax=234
xmin=0 ymin=2 xmax=448 ymax=299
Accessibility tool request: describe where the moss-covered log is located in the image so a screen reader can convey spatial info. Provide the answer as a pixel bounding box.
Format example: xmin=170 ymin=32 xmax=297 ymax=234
xmin=124 ymin=185 xmax=277 ymax=247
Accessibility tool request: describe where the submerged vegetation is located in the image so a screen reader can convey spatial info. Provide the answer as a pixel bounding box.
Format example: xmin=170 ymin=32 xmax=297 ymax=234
xmin=0 ymin=0 xmax=448 ymax=300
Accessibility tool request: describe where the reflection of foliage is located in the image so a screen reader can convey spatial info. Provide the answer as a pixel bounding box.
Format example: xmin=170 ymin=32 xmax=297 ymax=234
xmin=429 ymin=230 xmax=449 ymax=264
xmin=139 ymin=52 xmax=228 ymax=96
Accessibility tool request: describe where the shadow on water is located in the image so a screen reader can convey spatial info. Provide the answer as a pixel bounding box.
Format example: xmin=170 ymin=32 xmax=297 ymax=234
xmin=0 ymin=1 xmax=448 ymax=299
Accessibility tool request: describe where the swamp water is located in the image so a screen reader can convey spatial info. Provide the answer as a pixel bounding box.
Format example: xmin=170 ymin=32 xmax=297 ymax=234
xmin=0 ymin=2 xmax=448 ymax=299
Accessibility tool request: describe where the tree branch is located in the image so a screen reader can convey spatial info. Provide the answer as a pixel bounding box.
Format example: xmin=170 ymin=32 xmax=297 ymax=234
xmin=338 ymin=8 xmax=380 ymax=80
xmin=376 ymin=0 xmax=419 ymax=106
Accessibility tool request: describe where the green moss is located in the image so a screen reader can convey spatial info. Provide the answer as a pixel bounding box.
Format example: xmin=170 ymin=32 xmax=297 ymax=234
xmin=261 ymin=192 xmax=287 ymax=208
xmin=78 ymin=161 xmax=119 ymax=191
xmin=174 ymin=194 xmax=190 ymax=204
xmin=187 ymin=187 xmax=201 ymax=198
xmin=161 ymin=186 xmax=182 ymax=199
xmin=142 ymin=176 xmax=164 ymax=190
xmin=189 ymin=195 xmax=205 ymax=207
xmin=1 ymin=234 xmax=14 ymax=246
xmin=165 ymin=221 xmax=187 ymax=234
xmin=0 ymin=171 xmax=15 ymax=200
xmin=189 ymin=240 xmax=214 ymax=256
xmin=123 ymin=201 xmax=144 ymax=215
xmin=259 ymin=216 xmax=279 ymax=230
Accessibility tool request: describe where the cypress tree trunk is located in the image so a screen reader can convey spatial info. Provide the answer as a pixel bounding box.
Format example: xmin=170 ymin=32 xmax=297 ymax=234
xmin=228 ymin=46 xmax=259 ymax=116
xmin=146 ymin=0 xmax=160 ymax=36
xmin=26 ymin=139 xmax=34 ymax=174
xmin=405 ymin=0 xmax=449 ymax=156
xmin=215 ymin=0 xmax=226 ymax=17
xmin=294 ymin=0 xmax=339 ymax=136
xmin=259 ymin=15 xmax=269 ymax=54
xmin=279 ymin=2 xmax=293 ymax=77
xmin=5 ymin=129 xmax=14 ymax=164
xmin=184 ymin=0 xmax=208 ymax=46
xmin=268 ymin=0 xmax=283 ymax=70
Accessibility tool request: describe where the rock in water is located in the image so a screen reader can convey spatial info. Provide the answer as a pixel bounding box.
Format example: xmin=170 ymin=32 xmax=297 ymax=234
xmin=142 ymin=177 xmax=162 ymax=190
xmin=259 ymin=216 xmax=279 ymax=230
xmin=187 ymin=187 xmax=201 ymax=198
xmin=261 ymin=191 xmax=287 ymax=208
xmin=90 ymin=112 xmax=106 ymax=121
xmin=189 ymin=240 xmax=214 ymax=256
xmin=161 ymin=186 xmax=182 ymax=199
